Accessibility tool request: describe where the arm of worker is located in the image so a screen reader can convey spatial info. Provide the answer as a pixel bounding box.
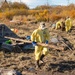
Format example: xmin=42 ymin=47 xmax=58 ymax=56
xmin=31 ymin=30 xmax=37 ymax=46
xmin=56 ymin=22 xmax=58 ymax=29
xmin=45 ymin=29 xmax=50 ymax=44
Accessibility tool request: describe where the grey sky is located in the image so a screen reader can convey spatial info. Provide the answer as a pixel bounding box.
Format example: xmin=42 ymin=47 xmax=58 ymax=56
xmin=0 ymin=0 xmax=75 ymax=8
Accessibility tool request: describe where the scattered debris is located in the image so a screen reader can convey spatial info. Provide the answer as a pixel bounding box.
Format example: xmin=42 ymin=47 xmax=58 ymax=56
xmin=0 ymin=69 xmax=22 ymax=75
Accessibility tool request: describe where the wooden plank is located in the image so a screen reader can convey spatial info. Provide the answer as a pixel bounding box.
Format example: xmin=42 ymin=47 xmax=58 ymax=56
xmin=5 ymin=36 xmax=64 ymax=50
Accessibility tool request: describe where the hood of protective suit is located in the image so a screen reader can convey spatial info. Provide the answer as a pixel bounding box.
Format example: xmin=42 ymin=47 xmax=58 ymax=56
xmin=39 ymin=22 xmax=47 ymax=30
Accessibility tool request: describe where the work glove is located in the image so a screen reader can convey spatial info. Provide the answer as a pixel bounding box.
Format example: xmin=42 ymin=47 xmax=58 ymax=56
xmin=45 ymin=40 xmax=48 ymax=44
xmin=32 ymin=41 xmax=37 ymax=46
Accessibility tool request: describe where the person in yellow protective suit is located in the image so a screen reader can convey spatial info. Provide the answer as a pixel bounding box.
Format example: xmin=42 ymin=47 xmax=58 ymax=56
xmin=56 ymin=21 xmax=62 ymax=30
xmin=65 ymin=17 xmax=72 ymax=32
xmin=31 ymin=22 xmax=50 ymax=68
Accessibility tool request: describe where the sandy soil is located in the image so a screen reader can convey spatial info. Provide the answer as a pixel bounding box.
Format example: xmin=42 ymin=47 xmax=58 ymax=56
xmin=0 ymin=21 xmax=75 ymax=75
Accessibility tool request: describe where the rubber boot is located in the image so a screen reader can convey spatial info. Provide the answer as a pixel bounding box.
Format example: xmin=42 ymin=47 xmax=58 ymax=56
xmin=36 ymin=60 xmax=40 ymax=69
xmin=40 ymin=54 xmax=45 ymax=63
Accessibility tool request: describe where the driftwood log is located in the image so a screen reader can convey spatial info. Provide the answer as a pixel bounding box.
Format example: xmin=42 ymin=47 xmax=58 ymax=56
xmin=5 ymin=36 xmax=64 ymax=50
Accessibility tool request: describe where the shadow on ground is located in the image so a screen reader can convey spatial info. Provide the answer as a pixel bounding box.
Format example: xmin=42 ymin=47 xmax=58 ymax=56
xmin=50 ymin=60 xmax=75 ymax=72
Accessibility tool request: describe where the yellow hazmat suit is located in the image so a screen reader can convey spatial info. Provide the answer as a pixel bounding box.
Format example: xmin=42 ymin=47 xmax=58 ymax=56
xmin=31 ymin=28 xmax=50 ymax=61
xmin=56 ymin=21 xmax=62 ymax=29
xmin=65 ymin=18 xmax=72 ymax=32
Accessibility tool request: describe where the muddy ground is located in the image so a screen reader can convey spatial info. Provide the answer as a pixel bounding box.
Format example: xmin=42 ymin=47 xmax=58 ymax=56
xmin=0 ymin=21 xmax=75 ymax=75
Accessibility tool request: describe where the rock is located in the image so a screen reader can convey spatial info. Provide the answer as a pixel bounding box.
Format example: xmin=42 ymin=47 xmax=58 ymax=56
xmin=0 ymin=69 xmax=22 ymax=75
xmin=28 ymin=67 xmax=35 ymax=72
xmin=50 ymin=38 xmax=59 ymax=44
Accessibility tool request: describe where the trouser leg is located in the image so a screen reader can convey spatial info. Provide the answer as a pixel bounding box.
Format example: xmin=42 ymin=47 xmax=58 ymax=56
xmin=35 ymin=46 xmax=42 ymax=68
xmin=66 ymin=25 xmax=69 ymax=32
xmin=40 ymin=47 xmax=49 ymax=63
xmin=40 ymin=54 xmax=45 ymax=63
xmin=36 ymin=60 xmax=40 ymax=68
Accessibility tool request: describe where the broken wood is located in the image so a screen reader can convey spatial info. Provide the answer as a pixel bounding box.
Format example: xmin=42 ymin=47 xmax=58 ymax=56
xmin=58 ymin=36 xmax=73 ymax=50
xmin=5 ymin=36 xmax=64 ymax=50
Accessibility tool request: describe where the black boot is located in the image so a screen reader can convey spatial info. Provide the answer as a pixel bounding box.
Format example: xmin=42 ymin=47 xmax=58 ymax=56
xmin=40 ymin=54 xmax=45 ymax=63
xmin=36 ymin=60 xmax=40 ymax=68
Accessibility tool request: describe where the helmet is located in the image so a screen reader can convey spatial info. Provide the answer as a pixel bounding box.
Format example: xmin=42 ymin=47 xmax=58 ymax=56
xmin=39 ymin=22 xmax=46 ymax=30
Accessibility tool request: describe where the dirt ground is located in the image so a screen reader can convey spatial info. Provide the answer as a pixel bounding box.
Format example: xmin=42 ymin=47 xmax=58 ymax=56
xmin=0 ymin=21 xmax=75 ymax=75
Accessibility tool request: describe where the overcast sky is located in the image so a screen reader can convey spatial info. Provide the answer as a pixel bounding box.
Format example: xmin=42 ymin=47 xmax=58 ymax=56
xmin=2 ymin=0 xmax=75 ymax=8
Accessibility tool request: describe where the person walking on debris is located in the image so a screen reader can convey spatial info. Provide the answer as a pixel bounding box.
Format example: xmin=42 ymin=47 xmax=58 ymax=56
xmin=31 ymin=22 xmax=50 ymax=68
xmin=55 ymin=21 xmax=62 ymax=30
xmin=65 ymin=17 xmax=72 ymax=33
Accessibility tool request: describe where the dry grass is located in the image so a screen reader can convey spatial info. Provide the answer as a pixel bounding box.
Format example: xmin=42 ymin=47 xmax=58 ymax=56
xmin=0 ymin=3 xmax=75 ymax=22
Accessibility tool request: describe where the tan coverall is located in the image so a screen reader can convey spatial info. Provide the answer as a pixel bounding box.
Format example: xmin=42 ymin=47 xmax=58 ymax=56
xmin=65 ymin=18 xmax=72 ymax=32
xmin=56 ymin=21 xmax=62 ymax=29
xmin=31 ymin=28 xmax=50 ymax=61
